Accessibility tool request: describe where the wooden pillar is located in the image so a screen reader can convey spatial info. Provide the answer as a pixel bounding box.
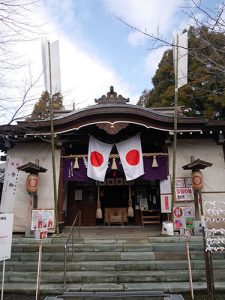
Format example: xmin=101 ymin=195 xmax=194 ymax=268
xmin=57 ymin=147 xmax=65 ymax=223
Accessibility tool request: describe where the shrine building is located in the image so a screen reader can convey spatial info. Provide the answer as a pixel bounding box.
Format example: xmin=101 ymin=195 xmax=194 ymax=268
xmin=0 ymin=86 xmax=225 ymax=232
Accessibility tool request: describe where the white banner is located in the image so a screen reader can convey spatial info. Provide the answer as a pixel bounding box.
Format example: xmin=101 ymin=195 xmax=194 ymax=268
xmin=0 ymin=213 xmax=14 ymax=261
xmin=0 ymin=157 xmax=22 ymax=213
xmin=87 ymin=136 xmax=113 ymax=182
xmin=42 ymin=38 xmax=61 ymax=94
xmin=173 ymin=31 xmax=188 ymax=89
xmin=116 ymin=134 xmax=144 ymax=181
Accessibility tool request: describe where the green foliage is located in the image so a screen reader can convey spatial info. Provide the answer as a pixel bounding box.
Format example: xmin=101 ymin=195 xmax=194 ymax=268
xmin=140 ymin=26 xmax=225 ymax=118
xmin=29 ymin=91 xmax=64 ymax=120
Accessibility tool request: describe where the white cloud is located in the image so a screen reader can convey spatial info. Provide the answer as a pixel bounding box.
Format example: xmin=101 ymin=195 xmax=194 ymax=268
xmin=102 ymin=0 xmax=186 ymax=46
xmin=59 ymin=37 xmax=139 ymax=109
xmin=1 ymin=1 xmax=139 ymax=123
xmin=145 ymin=47 xmax=169 ymax=82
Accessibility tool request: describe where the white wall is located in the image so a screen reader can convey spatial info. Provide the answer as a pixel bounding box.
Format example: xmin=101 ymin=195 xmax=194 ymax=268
xmin=168 ymin=138 xmax=225 ymax=215
xmin=0 ymin=142 xmax=60 ymax=232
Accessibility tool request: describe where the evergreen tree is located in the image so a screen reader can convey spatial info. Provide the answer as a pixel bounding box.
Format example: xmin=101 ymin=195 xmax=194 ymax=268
xmin=29 ymin=91 xmax=64 ymax=120
xmin=140 ymin=26 xmax=225 ymax=118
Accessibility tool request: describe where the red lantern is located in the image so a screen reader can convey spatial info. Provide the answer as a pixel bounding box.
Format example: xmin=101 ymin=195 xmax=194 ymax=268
xmin=26 ymin=174 xmax=39 ymax=193
xmin=192 ymin=170 xmax=203 ymax=190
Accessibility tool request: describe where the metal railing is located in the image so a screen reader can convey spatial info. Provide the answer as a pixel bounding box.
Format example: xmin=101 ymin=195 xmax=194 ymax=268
xmin=63 ymin=210 xmax=81 ymax=290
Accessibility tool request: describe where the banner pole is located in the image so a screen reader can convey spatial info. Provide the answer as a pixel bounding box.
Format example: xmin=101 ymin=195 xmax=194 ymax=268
xmin=171 ymin=33 xmax=179 ymax=222
xmin=48 ymin=41 xmax=59 ymax=234
xmin=1 ymin=260 xmax=6 ymax=300
xmin=36 ymin=241 xmax=43 ymax=300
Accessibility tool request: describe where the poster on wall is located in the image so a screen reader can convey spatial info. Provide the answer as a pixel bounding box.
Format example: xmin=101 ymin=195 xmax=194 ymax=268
xmin=175 ymin=187 xmax=194 ymax=201
xmin=173 ymin=206 xmax=194 ymax=218
xmin=160 ymin=176 xmax=171 ymax=194
xmin=0 ymin=213 xmax=14 ymax=261
xmin=31 ymin=209 xmax=55 ymax=231
xmin=140 ymin=198 xmax=148 ymax=210
xmin=174 ymin=217 xmax=186 ymax=229
xmin=175 ymin=177 xmax=186 ymax=188
xmin=173 ymin=206 xmax=195 ymax=230
xmin=160 ymin=194 xmax=172 ymax=213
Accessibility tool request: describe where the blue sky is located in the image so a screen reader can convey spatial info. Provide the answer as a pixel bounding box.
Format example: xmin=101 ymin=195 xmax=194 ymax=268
xmin=2 ymin=0 xmax=220 ymax=122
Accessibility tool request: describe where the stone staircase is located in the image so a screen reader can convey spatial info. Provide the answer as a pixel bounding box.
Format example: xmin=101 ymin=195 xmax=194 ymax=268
xmin=1 ymin=229 xmax=225 ymax=298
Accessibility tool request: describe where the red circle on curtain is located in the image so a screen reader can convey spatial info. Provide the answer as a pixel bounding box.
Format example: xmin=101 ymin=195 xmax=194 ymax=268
xmin=90 ymin=151 xmax=104 ymax=167
xmin=126 ymin=149 xmax=140 ymax=166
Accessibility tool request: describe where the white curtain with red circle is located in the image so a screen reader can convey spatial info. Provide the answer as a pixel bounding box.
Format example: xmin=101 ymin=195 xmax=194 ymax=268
xmin=116 ymin=134 xmax=144 ymax=181
xmin=87 ymin=136 xmax=113 ymax=182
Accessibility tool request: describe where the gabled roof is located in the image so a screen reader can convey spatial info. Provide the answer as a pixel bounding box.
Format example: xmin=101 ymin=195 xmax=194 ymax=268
xmin=0 ymin=87 xmax=225 ymax=151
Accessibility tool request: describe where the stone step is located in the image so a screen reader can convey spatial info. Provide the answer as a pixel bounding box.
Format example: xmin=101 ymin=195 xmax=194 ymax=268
xmin=12 ymin=235 xmax=203 ymax=245
xmin=10 ymin=251 xmax=157 ymax=261
xmin=11 ymin=242 xmax=206 ymax=253
xmin=3 ymin=281 xmax=225 ymax=296
xmin=2 ymin=259 xmax=225 ymax=273
xmin=11 ymin=243 xmax=156 ymax=253
xmin=10 ymin=249 xmax=218 ymax=262
xmin=6 ymin=233 xmax=225 ymax=296
xmin=2 ymin=269 xmax=225 ymax=284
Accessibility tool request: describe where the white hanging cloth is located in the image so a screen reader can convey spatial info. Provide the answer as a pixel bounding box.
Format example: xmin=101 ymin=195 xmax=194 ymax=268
xmin=116 ymin=134 xmax=144 ymax=181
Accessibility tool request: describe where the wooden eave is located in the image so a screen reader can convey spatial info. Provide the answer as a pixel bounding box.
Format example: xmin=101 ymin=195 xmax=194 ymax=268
xmin=1 ymin=104 xmax=225 ymax=140
xmin=11 ymin=104 xmax=211 ymax=135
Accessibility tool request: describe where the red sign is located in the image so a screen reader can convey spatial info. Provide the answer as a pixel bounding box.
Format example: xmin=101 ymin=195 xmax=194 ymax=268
xmin=175 ymin=187 xmax=194 ymax=201
xmin=173 ymin=207 xmax=183 ymax=217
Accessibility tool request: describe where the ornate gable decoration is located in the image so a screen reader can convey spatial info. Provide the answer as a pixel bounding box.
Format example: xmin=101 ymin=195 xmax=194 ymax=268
xmin=95 ymin=86 xmax=130 ymax=104
xmin=97 ymin=123 xmax=128 ymax=135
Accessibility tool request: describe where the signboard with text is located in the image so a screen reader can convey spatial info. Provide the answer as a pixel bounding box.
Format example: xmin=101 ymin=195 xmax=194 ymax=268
xmin=160 ymin=194 xmax=172 ymax=213
xmin=31 ymin=209 xmax=54 ymax=231
xmin=35 ymin=228 xmax=48 ymax=240
xmin=0 ymin=213 xmax=14 ymax=261
xmin=175 ymin=187 xmax=194 ymax=201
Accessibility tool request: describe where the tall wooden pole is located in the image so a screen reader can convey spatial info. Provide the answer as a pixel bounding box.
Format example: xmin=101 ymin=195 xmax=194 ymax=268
xmin=48 ymin=41 xmax=59 ymax=234
xmin=171 ymin=34 xmax=179 ymax=221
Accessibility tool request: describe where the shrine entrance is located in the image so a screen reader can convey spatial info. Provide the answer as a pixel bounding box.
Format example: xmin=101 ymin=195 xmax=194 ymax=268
xmin=101 ymin=185 xmax=129 ymax=209
xmin=100 ymin=185 xmax=130 ymax=226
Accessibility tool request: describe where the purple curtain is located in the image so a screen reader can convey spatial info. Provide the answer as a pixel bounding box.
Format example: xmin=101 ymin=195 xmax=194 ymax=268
xmin=63 ymin=156 xmax=168 ymax=182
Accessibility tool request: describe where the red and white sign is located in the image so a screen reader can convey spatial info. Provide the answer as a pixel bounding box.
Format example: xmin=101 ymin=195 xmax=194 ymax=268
xmin=0 ymin=213 xmax=14 ymax=261
xmin=35 ymin=228 xmax=48 ymax=240
xmin=87 ymin=136 xmax=113 ymax=182
xmin=175 ymin=187 xmax=194 ymax=201
xmin=161 ymin=194 xmax=172 ymax=213
xmin=173 ymin=206 xmax=183 ymax=217
xmin=116 ymin=134 xmax=144 ymax=181
xmin=31 ymin=209 xmax=55 ymax=231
